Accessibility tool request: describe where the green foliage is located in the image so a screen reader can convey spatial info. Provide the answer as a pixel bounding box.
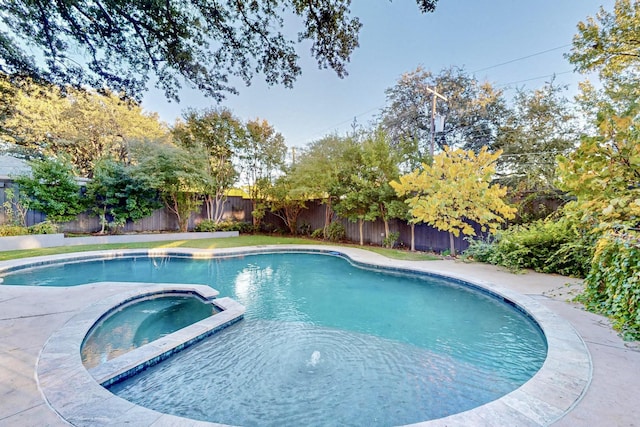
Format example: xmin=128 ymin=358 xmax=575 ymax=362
xmin=238 ymin=119 xmax=287 ymax=228
xmin=463 ymin=218 xmax=593 ymax=277
xmin=0 ymin=1 xmax=441 ymax=101
xmin=2 ymin=80 xmax=167 ymax=176
xmin=580 ymin=230 xmax=640 ymax=340
xmin=1 ymin=187 xmax=27 ymax=226
xmin=28 ymin=221 xmax=58 ymax=235
xmin=326 ymin=221 xmax=346 ymax=242
xmin=267 ymin=173 xmax=309 ymax=235
xmin=299 ymin=222 xmax=312 ymax=236
xmin=311 ymin=228 xmax=324 ymax=239
xmin=495 ymin=80 xmax=579 ymax=199
xmin=194 ymin=219 xmax=252 ymax=233
xmin=14 ymin=157 xmax=84 ymax=223
xmin=380 ymin=66 xmax=508 ymax=157
xmin=567 ymin=0 xmax=640 ymax=85
xmin=557 ymin=101 xmax=640 ymax=230
xmin=0 ymin=220 xmax=57 ymax=236
xmin=383 ymin=231 xmax=400 ymax=249
xmin=85 ymin=160 xmax=161 ymax=234
xmin=173 ymin=108 xmax=241 ymax=223
xmin=132 ymin=142 xmax=208 ymax=232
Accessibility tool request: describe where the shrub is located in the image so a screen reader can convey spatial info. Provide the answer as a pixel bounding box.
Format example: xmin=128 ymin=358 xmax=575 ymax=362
xmin=462 ymin=235 xmax=497 ymax=263
xmin=326 ymin=221 xmax=345 ymax=242
xmin=28 ymin=221 xmax=58 ymax=235
xmin=194 ymin=219 xmax=252 ymax=233
xmin=311 ymin=228 xmax=324 ymax=239
xmin=462 ymin=217 xmax=592 ymax=277
xmin=579 ymin=230 xmax=640 ymax=340
xmin=194 ymin=219 xmax=218 ymax=232
xmin=383 ymin=231 xmax=400 ymax=249
xmin=299 ymin=222 xmax=312 ymax=236
xmin=0 ymin=224 xmax=28 ymax=236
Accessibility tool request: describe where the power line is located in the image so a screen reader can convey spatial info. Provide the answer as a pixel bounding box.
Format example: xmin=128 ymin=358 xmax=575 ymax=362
xmin=471 ymin=44 xmax=571 ymax=74
xmin=497 ymin=70 xmax=574 ymax=88
xmin=306 ymin=44 xmax=579 ymax=143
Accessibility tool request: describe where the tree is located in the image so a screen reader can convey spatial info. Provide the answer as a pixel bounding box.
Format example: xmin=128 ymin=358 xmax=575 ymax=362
xmin=391 ymin=146 xmax=516 ymax=256
xmin=14 ymin=156 xmax=84 ymax=224
xmin=359 ymin=129 xmax=402 ymax=241
xmin=0 ymin=1 xmax=437 ymax=101
xmin=85 ymin=159 xmax=161 ymax=233
xmin=556 ymin=100 xmax=640 ymax=230
xmin=237 ymin=119 xmax=287 ymax=228
xmin=562 ymin=0 xmax=640 ymax=231
xmin=132 ymin=141 xmax=208 ymax=232
xmin=1 ymin=79 xmax=168 ymax=176
xmin=560 ymin=0 xmax=640 ymax=341
xmin=331 ymin=147 xmax=378 ymax=246
xmin=494 ymin=80 xmax=580 ymax=220
xmin=288 ymin=134 xmax=354 ymax=237
xmin=173 ymin=108 xmax=243 ymax=223
xmin=380 ymin=66 xmax=508 ymax=161
xmin=567 ymin=0 xmax=640 ymax=85
xmin=267 ymin=173 xmax=309 ymax=235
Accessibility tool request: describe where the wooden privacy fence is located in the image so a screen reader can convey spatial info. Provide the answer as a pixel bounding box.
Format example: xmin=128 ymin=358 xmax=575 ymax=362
xmin=1 ymin=178 xmax=472 ymax=253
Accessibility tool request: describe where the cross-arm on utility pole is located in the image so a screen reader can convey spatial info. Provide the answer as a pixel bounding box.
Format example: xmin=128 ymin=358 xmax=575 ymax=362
xmin=425 ymin=86 xmax=447 ymax=157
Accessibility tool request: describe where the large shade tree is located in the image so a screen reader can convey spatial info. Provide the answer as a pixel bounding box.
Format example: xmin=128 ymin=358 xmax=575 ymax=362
xmin=0 ymin=0 xmax=438 ymax=101
xmin=561 ymin=0 xmax=640 ymax=339
xmin=494 ymin=80 xmax=580 ymax=220
xmin=330 ymin=138 xmax=376 ymax=246
xmin=1 ymin=79 xmax=167 ymax=176
xmin=380 ymin=66 xmax=508 ymax=162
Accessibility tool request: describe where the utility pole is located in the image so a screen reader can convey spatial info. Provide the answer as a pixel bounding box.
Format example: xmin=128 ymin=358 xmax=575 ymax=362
xmin=425 ymin=86 xmax=447 ymax=157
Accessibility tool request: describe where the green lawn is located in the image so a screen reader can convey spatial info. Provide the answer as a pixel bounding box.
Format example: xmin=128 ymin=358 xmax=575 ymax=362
xmin=0 ymin=234 xmax=441 ymax=262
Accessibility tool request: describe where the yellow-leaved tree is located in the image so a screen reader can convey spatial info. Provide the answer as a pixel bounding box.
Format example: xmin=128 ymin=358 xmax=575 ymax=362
xmin=391 ymin=146 xmax=516 ymax=255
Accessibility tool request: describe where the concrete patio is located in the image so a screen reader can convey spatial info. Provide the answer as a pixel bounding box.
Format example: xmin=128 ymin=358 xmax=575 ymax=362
xmin=0 ymin=245 xmax=638 ymax=426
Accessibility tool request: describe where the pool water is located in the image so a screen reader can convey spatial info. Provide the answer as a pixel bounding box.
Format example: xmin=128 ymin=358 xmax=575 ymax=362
xmin=81 ymin=295 xmax=218 ymax=369
xmin=2 ymin=252 xmax=547 ymax=425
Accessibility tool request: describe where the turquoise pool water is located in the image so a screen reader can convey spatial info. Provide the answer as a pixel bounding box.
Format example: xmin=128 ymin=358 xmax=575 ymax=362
xmin=2 ymin=252 xmax=547 ymax=425
xmin=81 ymin=294 xmax=218 ymax=369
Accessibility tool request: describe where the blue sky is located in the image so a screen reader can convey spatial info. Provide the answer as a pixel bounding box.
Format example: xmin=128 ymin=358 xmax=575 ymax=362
xmin=141 ymin=0 xmax=613 ymax=148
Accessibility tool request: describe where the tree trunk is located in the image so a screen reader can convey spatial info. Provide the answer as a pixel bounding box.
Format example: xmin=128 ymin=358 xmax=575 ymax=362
xmin=449 ymin=231 xmax=456 ymax=257
xmin=99 ymin=206 xmax=106 ymax=234
xmin=410 ymin=223 xmax=415 ymax=252
xmin=213 ymin=192 xmax=227 ymax=223
xmin=205 ymin=195 xmax=214 ymax=221
xmin=324 ymin=198 xmax=332 ymax=238
xmin=359 ymin=218 xmax=364 ymax=246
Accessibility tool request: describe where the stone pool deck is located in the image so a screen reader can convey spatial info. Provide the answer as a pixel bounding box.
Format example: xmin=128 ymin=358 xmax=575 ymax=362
xmin=0 ymin=245 xmax=638 ymax=426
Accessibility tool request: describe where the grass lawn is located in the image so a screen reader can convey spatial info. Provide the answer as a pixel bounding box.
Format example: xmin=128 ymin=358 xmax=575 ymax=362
xmin=0 ymin=234 xmax=441 ymax=262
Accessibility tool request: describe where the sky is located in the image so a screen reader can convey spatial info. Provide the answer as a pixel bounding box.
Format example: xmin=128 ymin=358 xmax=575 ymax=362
xmin=141 ymin=0 xmax=614 ymax=149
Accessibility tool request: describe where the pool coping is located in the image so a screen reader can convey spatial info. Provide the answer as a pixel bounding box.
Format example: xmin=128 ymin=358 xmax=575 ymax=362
xmin=7 ymin=245 xmax=591 ymax=426
xmin=87 ymin=291 xmax=245 ymax=388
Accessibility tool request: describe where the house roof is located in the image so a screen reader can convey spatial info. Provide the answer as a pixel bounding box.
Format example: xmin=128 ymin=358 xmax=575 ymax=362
xmin=0 ymin=155 xmax=30 ymax=179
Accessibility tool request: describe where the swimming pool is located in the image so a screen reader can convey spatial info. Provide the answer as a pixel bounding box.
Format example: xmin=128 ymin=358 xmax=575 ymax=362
xmin=2 ymin=249 xmax=548 ymax=426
